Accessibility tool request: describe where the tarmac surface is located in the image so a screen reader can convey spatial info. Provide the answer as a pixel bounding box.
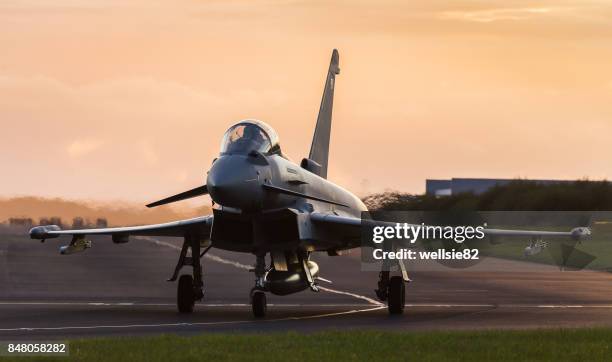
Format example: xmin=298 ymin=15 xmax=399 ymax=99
xmin=2 ymin=229 xmax=612 ymax=339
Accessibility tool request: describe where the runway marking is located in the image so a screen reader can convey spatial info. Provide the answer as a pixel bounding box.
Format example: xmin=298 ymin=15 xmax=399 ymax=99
xmin=318 ymin=286 xmax=383 ymax=306
xmin=136 ymin=236 xmax=252 ymax=271
xmin=0 ymin=306 xmax=386 ymax=332
xmin=406 ymin=304 xmax=612 ymax=309
xmin=316 ymin=276 xmax=333 ymax=284
xmin=0 ymin=302 xmax=375 ymax=307
xmin=4 ymin=303 xmax=612 ymax=332
xmin=4 ymin=301 xmax=612 ymax=309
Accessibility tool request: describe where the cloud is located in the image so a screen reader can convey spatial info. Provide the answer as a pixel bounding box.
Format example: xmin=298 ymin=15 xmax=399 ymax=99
xmin=438 ymin=7 xmax=571 ymax=23
xmin=2 ymin=0 xmax=612 ymax=200
xmin=137 ymin=140 xmax=159 ymax=166
xmin=66 ymin=139 xmax=104 ymax=158
xmin=175 ymin=171 xmax=188 ymax=183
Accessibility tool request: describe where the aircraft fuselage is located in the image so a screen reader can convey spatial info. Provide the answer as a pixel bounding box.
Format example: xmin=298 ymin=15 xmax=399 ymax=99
xmin=206 ymin=153 xmax=367 ymax=253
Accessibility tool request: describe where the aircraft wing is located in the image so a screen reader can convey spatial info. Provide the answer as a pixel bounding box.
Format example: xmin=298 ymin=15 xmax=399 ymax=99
xmin=29 ymin=215 xmax=213 ymax=241
xmin=310 ymin=212 xmax=591 ymax=246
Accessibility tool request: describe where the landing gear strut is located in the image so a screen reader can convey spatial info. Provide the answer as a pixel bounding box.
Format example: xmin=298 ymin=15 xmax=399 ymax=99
xmin=375 ymin=271 xmax=389 ymax=301
xmin=250 ymin=254 xmax=268 ymax=317
xmin=169 ymin=232 xmax=210 ymax=314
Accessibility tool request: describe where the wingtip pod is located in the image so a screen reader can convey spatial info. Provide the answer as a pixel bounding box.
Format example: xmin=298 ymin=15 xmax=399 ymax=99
xmin=29 ymin=225 xmax=61 ymax=240
xmin=571 ymin=227 xmax=592 ymax=241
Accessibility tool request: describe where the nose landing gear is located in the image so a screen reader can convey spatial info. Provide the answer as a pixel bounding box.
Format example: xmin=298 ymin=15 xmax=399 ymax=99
xmin=251 ymin=289 xmax=267 ymax=317
xmin=250 ymin=254 xmax=268 ymax=318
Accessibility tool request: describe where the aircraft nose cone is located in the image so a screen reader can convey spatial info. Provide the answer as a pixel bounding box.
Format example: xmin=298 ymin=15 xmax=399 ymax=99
xmin=207 ymin=155 xmax=263 ymax=210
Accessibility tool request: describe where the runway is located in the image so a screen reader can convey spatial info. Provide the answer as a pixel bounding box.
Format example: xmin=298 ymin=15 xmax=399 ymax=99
xmin=2 ymin=228 xmax=612 ymax=339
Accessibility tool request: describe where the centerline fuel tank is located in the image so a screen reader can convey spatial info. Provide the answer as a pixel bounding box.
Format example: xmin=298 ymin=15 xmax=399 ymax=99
xmin=266 ymin=260 xmax=319 ymax=296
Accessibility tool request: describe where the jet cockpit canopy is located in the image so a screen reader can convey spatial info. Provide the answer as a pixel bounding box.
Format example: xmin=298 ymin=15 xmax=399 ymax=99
xmin=220 ymin=119 xmax=281 ymax=155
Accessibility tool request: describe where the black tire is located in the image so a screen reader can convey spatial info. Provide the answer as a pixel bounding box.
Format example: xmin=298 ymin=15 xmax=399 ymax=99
xmin=252 ymin=290 xmax=267 ymax=318
xmin=387 ymin=276 xmax=405 ymax=315
xmin=177 ymin=274 xmax=195 ymax=314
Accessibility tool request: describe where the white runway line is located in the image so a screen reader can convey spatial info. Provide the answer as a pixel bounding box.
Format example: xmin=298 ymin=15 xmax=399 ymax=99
xmin=137 ymin=236 xmax=253 ymax=271
xmin=0 ymin=306 xmax=387 ymax=332
xmin=3 ymin=303 xmax=612 ymax=332
xmin=3 ymin=301 xmax=612 ymax=309
xmin=135 ymin=236 xmax=182 ymax=251
xmin=0 ymin=302 xmax=376 ymax=307
xmin=318 ymin=286 xmax=384 ymax=306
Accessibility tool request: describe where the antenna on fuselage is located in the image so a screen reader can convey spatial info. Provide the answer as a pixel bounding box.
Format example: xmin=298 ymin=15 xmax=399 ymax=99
xmin=307 ymin=49 xmax=339 ymax=179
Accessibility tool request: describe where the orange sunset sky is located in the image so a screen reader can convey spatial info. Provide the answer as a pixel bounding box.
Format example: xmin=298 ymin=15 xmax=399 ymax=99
xmin=2 ymin=0 xmax=612 ymax=204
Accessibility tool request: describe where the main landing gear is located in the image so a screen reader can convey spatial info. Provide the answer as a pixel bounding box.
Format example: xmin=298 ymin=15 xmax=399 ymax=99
xmin=375 ymin=258 xmax=410 ymax=315
xmin=177 ymin=274 xmax=196 ymax=313
xmin=169 ymin=232 xmax=211 ymax=314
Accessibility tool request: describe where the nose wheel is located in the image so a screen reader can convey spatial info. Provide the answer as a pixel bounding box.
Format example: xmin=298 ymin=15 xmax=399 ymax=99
xmin=249 ymin=253 xmax=268 ymax=318
xmin=251 ymin=289 xmax=267 ymax=317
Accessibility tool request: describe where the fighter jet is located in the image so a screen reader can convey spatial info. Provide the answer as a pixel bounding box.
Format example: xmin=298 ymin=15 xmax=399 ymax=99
xmin=29 ymin=49 xmax=591 ymax=316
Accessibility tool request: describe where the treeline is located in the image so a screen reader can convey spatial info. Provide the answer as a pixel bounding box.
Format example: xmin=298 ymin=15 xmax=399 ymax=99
xmin=363 ymin=180 xmax=612 ymax=211
xmin=0 ymin=196 xmax=212 ymax=227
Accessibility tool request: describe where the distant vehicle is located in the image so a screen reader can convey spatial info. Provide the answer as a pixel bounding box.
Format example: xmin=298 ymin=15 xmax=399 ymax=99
xmin=29 ymin=50 xmax=590 ymax=317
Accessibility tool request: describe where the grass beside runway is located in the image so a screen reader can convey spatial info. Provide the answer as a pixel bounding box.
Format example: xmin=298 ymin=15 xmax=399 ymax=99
xmin=476 ymin=230 xmax=612 ymax=271
xmin=12 ymin=329 xmax=612 ymax=361
xmin=436 ymin=221 xmax=612 ymax=271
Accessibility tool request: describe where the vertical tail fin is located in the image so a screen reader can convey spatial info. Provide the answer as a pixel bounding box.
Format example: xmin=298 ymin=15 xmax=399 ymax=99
xmin=308 ymin=49 xmax=340 ymax=179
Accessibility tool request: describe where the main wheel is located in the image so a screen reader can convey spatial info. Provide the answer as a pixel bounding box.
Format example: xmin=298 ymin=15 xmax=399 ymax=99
xmin=251 ymin=290 xmax=267 ymax=318
xmin=177 ymin=274 xmax=195 ymax=314
xmin=387 ymin=276 xmax=405 ymax=315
